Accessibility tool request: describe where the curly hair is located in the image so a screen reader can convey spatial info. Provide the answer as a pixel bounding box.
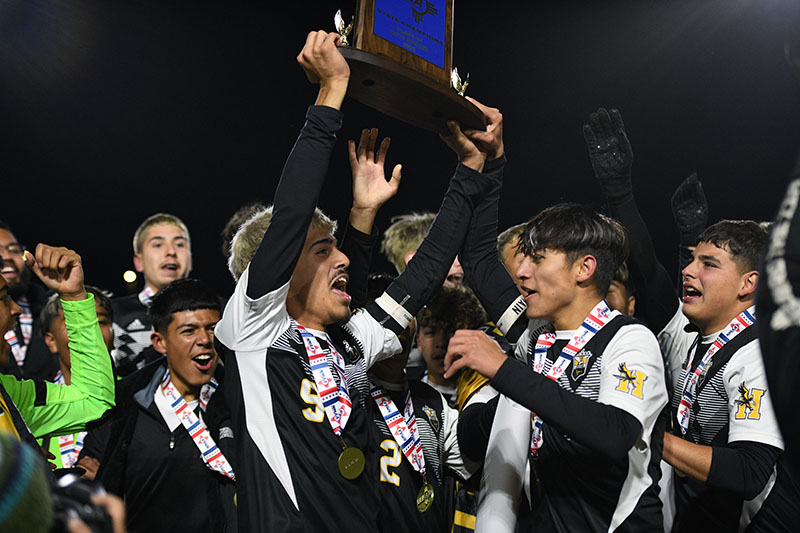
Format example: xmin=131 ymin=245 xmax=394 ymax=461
xmin=416 ymin=286 xmax=487 ymax=334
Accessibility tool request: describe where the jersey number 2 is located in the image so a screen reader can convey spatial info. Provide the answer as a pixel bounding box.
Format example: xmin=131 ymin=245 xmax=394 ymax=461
xmin=380 ymin=440 xmax=401 ymax=486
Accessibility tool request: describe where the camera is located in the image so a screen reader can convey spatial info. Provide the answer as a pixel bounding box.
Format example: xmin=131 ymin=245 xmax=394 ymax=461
xmin=50 ymin=473 xmax=114 ymax=533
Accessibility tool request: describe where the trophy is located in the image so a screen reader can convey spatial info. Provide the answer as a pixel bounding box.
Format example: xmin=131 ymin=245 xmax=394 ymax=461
xmin=335 ymin=1 xmax=484 ymax=133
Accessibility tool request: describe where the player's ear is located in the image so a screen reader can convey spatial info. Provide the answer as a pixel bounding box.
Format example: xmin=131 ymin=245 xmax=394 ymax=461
xmin=151 ymin=331 xmax=168 ymax=354
xmin=574 ymin=254 xmax=597 ymax=285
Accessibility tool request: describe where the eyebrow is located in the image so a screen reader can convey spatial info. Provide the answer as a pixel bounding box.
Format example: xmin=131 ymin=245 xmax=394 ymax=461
xmin=697 ymin=254 xmax=721 ymax=265
xmin=309 ymin=237 xmax=336 ymax=250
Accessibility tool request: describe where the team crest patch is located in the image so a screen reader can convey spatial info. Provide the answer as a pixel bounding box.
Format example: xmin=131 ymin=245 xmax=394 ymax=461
xmin=734 ymin=382 xmax=765 ymax=420
xmin=422 ymin=405 xmax=439 ymax=432
xmin=571 ymin=350 xmax=593 ymax=379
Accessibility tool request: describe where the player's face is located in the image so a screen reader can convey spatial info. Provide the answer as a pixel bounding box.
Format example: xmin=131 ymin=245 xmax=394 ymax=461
xmin=417 ymin=326 xmax=451 ymax=381
xmin=45 ymin=301 xmax=114 ymax=370
xmin=133 ymin=223 xmax=192 ymax=292
xmin=606 ymin=280 xmax=635 ymax=316
xmin=287 ymin=226 xmax=351 ymax=330
xmin=0 ymin=277 xmax=22 ymax=367
xmin=154 ymin=309 xmax=219 ymax=396
xmin=517 ymin=249 xmax=577 ymax=325
xmin=0 ymin=229 xmax=26 ymax=291
xmin=681 ymin=241 xmax=753 ymax=334
xmin=501 ymin=240 xmax=526 ymax=295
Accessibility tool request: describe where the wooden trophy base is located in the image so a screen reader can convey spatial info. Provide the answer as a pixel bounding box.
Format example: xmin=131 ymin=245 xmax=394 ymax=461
xmin=340 ymin=47 xmax=485 ymax=133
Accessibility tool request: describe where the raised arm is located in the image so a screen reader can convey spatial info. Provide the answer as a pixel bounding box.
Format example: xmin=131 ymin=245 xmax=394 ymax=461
xmin=340 ymin=128 xmax=402 ymax=308
xmin=366 ymin=119 xmax=493 ymax=335
xmin=457 ymin=99 xmax=528 ymax=343
xmin=0 ymin=245 xmax=114 ymax=438
xmin=583 ymin=108 xmax=678 ymax=332
xmin=245 ymin=31 xmax=350 ymax=299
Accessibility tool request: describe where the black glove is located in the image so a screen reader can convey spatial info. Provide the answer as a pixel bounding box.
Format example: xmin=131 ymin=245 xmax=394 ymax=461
xmin=671 ymin=173 xmax=708 ymax=247
xmin=582 ymin=108 xmax=634 ymax=205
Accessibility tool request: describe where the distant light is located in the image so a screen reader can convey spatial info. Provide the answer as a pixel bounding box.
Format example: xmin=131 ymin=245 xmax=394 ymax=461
xmin=123 ymin=270 xmax=137 ymax=283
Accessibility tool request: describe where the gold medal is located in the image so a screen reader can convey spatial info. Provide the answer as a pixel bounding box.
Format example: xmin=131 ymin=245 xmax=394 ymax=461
xmin=338 ymin=447 xmax=365 ymax=480
xmin=416 ymin=481 xmax=434 ymax=513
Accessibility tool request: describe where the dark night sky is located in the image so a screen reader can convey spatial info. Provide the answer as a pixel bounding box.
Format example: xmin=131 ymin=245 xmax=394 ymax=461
xmin=1 ymin=0 xmax=799 ymax=299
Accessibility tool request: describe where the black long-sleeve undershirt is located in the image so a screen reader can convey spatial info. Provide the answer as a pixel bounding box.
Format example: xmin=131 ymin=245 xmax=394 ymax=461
xmin=246 ymin=105 xmax=343 ymax=300
xmin=707 ymin=441 xmax=780 ymax=500
xmin=458 ymin=394 xmax=500 ymax=463
xmin=490 ymin=358 xmax=643 ymax=460
xmin=458 ymin=154 xmax=528 ymax=342
xmin=607 ymin=195 xmax=679 ymax=334
xmin=367 ymin=162 xmax=495 ymax=335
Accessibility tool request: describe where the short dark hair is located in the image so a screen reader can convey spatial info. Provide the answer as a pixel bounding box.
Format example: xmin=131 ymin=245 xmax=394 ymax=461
xmin=0 ymin=220 xmax=11 ymax=232
xmin=518 ymin=203 xmax=628 ymax=295
xmin=149 ymin=279 xmax=221 ymax=334
xmin=221 ymin=202 xmax=266 ymax=260
xmin=416 ymin=286 xmax=487 ymax=334
xmin=40 ymin=285 xmax=113 ymax=334
xmin=697 ymin=220 xmax=767 ymax=273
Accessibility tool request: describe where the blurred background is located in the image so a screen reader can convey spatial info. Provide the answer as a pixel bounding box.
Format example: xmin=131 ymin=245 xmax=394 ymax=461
xmin=1 ymin=0 xmax=799 ymax=298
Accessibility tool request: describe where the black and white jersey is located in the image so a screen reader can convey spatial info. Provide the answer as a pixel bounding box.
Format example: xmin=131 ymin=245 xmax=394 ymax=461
xmin=363 ymin=379 xmax=469 ymax=532
xmin=659 ymin=307 xmax=785 ymax=530
xmin=215 ymin=103 xmax=494 ymax=532
xmin=216 ymin=270 xmax=401 ymax=532
xmin=512 ymin=315 xmax=668 ymax=532
xmin=111 ymin=293 xmax=159 ymax=377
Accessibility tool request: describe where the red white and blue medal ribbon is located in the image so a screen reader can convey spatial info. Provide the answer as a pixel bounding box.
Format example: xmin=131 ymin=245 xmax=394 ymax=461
xmin=160 ymin=370 xmax=235 ymax=480
xmin=676 ymin=306 xmax=755 ymax=435
xmin=53 ymin=370 xmax=86 ymax=468
xmin=4 ymin=296 xmax=32 ymax=367
xmin=295 ymin=321 xmax=352 ymax=437
xmin=370 ymin=383 xmax=426 ymax=476
xmin=530 ymin=300 xmax=618 ymax=455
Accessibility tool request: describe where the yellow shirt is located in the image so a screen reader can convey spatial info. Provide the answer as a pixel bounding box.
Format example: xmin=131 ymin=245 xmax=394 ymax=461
xmin=0 ymin=393 xmax=21 ymax=440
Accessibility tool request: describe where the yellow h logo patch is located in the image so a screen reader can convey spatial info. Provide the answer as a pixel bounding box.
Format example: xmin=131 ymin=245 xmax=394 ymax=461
xmin=614 ymin=363 xmax=648 ymax=399
xmin=735 ymin=383 xmax=765 ymax=420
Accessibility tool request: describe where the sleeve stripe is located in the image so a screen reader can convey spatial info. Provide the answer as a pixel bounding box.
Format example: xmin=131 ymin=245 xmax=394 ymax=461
xmin=495 ymin=295 xmax=527 ymax=335
xmin=33 ymin=381 xmax=47 ymax=407
xmin=373 ymin=292 xmax=414 ymax=331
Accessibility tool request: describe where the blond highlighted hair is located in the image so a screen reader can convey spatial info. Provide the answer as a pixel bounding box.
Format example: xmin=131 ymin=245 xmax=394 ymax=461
xmin=380 ymin=212 xmax=435 ymax=274
xmin=228 ymin=206 xmax=337 ymax=281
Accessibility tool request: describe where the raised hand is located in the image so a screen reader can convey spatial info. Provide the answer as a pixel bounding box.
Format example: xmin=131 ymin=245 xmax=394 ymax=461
xmin=24 ymin=244 xmax=86 ymax=301
xmin=440 ymin=120 xmax=486 ymax=172
xmin=296 ymin=30 xmax=350 ymax=109
xmin=583 ymin=108 xmax=634 ymax=201
xmin=671 ymin=173 xmax=708 ymax=245
xmin=464 ymin=97 xmax=504 ymax=161
xmin=349 ymin=128 xmax=402 ymax=213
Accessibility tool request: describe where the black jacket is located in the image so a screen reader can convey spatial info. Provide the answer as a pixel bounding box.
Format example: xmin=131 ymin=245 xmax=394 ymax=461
xmin=86 ymin=358 xmax=237 ymax=533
